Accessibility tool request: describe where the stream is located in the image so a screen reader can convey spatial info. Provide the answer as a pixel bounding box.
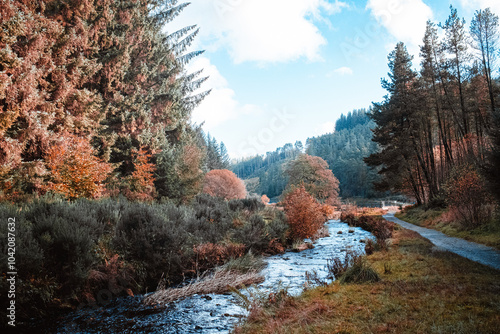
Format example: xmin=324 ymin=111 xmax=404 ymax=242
xmin=49 ymin=220 xmax=373 ymax=333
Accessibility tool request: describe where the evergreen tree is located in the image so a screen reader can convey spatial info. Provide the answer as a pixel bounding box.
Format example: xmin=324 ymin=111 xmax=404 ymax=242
xmin=306 ymin=109 xmax=381 ymax=198
xmin=365 ymin=43 xmax=425 ymax=203
xmin=470 ymin=8 xmax=499 ymax=113
xmin=0 ymin=0 xmax=208 ymax=201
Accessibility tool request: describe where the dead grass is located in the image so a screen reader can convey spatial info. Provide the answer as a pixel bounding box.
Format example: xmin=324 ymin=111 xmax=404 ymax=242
xmin=341 ymin=204 xmax=389 ymax=217
xmin=234 ymin=223 xmax=500 ymax=334
xmin=144 ymin=269 xmax=264 ymax=305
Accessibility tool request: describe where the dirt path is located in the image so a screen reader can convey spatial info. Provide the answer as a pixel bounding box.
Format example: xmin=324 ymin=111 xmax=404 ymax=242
xmin=384 ymin=213 xmax=500 ymax=271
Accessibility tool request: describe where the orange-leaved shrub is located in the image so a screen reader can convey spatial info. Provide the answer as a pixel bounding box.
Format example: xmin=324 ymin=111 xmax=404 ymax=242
xmin=261 ymin=194 xmax=270 ymax=205
xmin=202 ymin=169 xmax=247 ymax=200
xmin=193 ymin=242 xmax=246 ymax=273
xmin=125 ymin=147 xmax=156 ymax=201
xmin=444 ymin=164 xmax=493 ymax=228
xmin=283 ymin=185 xmax=325 ymax=240
xmin=45 ymin=134 xmax=111 ymax=199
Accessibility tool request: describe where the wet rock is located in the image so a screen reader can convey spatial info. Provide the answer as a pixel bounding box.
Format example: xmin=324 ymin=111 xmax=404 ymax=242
xmin=348 ymin=229 xmax=355 ymax=233
xmin=203 ymin=295 xmax=212 ymax=301
xmin=337 ymin=231 xmax=343 ymax=234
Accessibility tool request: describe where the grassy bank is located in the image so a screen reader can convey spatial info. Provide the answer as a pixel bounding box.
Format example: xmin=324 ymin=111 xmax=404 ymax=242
xmin=234 ymin=222 xmax=500 ymax=333
xmin=396 ymin=206 xmax=500 ymax=250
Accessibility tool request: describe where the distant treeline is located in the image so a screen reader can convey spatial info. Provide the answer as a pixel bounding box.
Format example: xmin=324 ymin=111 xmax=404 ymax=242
xmin=232 ymin=109 xmax=382 ymax=199
xmin=307 ymin=109 xmax=382 ymax=198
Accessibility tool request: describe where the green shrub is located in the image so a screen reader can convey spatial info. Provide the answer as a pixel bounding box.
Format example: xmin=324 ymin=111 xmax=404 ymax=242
xmin=326 ymin=249 xmax=363 ymax=280
xmin=113 ymin=202 xmax=193 ymax=288
xmin=234 ymin=214 xmax=269 ymax=252
xmin=265 ymin=210 xmax=289 ymax=244
xmin=228 ymin=198 xmax=264 ymax=212
xmin=339 ymin=260 xmax=380 ymax=284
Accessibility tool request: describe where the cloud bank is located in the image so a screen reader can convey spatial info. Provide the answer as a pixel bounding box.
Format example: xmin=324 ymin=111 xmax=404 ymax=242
xmin=171 ymin=0 xmax=349 ymax=64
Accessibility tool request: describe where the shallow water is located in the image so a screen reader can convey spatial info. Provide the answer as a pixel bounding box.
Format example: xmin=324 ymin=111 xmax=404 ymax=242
xmin=50 ymin=220 xmax=373 ymax=333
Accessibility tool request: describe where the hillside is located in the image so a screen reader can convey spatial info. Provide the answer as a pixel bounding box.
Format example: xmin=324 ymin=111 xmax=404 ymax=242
xmin=232 ymin=109 xmax=382 ymax=200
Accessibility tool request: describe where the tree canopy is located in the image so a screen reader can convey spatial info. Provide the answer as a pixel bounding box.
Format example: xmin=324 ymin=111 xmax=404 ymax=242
xmin=0 ymin=0 xmax=209 ymax=201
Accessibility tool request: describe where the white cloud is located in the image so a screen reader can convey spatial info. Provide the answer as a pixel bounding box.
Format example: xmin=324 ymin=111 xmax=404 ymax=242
xmin=315 ymin=121 xmax=335 ymax=135
xmin=458 ymin=0 xmax=500 ymax=17
xmin=366 ymin=0 xmax=433 ymax=52
xmin=169 ymin=0 xmax=349 ymax=64
xmin=186 ymin=57 xmax=263 ymax=130
xmin=328 ymin=66 xmax=353 ymax=76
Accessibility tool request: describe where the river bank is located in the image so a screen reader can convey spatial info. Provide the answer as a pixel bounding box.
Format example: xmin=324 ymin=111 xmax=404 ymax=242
xmin=235 ymin=219 xmax=500 ymax=333
xmin=34 ymin=220 xmax=373 ymax=333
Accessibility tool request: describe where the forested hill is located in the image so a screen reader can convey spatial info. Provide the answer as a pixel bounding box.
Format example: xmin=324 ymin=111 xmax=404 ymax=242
xmin=231 ymin=109 xmax=382 ymax=199
xmin=232 ymin=142 xmax=303 ymax=199
xmin=306 ymin=109 xmax=381 ymax=198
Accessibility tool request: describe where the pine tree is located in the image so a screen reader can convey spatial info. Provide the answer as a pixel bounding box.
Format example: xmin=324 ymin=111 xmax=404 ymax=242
xmin=470 ymin=8 xmax=499 ymax=113
xmin=365 ymin=43 xmax=426 ymax=203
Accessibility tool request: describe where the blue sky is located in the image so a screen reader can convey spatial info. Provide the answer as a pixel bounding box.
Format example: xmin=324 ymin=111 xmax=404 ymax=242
xmin=169 ymin=0 xmax=500 ymax=159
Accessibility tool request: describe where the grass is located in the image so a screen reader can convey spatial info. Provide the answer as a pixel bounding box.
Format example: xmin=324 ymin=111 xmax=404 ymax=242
xmin=397 ymin=206 xmax=500 ymax=250
xmin=234 ymin=226 xmax=500 ymax=334
xmin=222 ymin=252 xmax=266 ymax=273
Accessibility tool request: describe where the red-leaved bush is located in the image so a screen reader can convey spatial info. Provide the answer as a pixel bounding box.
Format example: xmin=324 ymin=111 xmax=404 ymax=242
xmin=261 ymin=194 xmax=270 ymax=205
xmin=202 ymin=169 xmax=247 ymax=200
xmin=283 ymin=185 xmax=325 ymax=240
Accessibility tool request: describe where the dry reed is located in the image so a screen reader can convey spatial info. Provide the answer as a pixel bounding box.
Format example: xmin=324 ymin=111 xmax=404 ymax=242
xmin=144 ymin=269 xmax=264 ymax=305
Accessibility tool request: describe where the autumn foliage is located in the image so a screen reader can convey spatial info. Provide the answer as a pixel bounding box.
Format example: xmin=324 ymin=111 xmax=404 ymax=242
xmin=0 ymin=0 xmax=208 ymax=201
xmin=286 ymin=154 xmax=340 ymax=206
xmin=283 ymin=185 xmax=325 ymax=240
xmin=445 ymin=164 xmax=493 ymax=228
xmin=202 ymin=169 xmax=247 ymax=200
xmin=261 ymin=194 xmax=270 ymax=205
xmin=125 ymin=147 xmax=156 ymax=201
xmin=193 ymin=242 xmax=246 ymax=273
xmin=45 ymin=135 xmax=111 ymax=199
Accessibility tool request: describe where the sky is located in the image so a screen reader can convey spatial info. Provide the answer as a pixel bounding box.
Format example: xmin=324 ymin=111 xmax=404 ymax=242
xmin=168 ymin=0 xmax=500 ymax=159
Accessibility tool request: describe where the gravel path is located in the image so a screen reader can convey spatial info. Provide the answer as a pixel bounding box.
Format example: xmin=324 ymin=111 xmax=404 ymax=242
xmin=384 ymin=213 xmax=500 ymax=271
